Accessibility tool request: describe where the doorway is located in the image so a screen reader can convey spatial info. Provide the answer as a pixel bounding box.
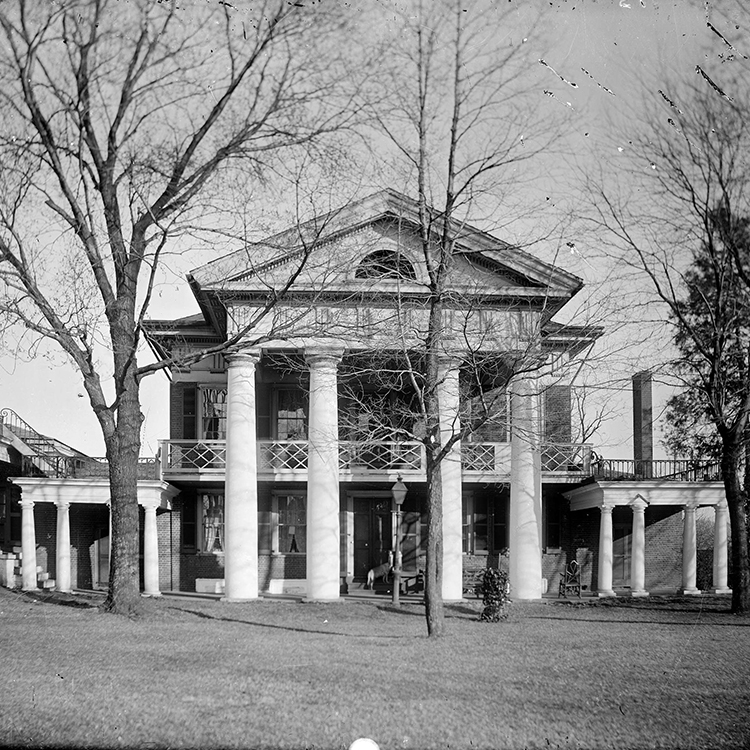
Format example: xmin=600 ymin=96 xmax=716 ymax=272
xmin=613 ymin=522 xmax=631 ymax=586
xmin=93 ymin=527 xmax=109 ymax=590
xmin=353 ymin=496 xmax=393 ymax=581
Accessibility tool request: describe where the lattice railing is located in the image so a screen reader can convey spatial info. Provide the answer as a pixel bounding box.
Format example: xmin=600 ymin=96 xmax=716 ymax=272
xmin=339 ymin=441 xmax=423 ymax=474
xmin=258 ymin=441 xmax=308 ymax=471
xmin=541 ymin=443 xmax=591 ymax=473
xmin=591 ymin=458 xmax=721 ymax=481
xmin=161 ymin=441 xmax=227 ymax=473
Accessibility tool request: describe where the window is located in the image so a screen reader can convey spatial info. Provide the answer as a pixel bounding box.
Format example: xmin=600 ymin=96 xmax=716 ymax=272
xmin=278 ymin=494 xmax=306 ymax=553
xmin=463 ymin=493 xmax=507 ymax=554
xmin=544 ymin=497 xmax=564 ymax=551
xmin=202 ymin=388 xmax=227 ymax=440
xmin=355 ymin=249 xmax=417 ymax=280
xmin=182 ymin=385 xmax=197 ymax=439
xmin=200 ymin=493 xmax=224 ymax=553
xmin=182 ymin=494 xmax=197 ymax=551
xmin=275 ymin=389 xmax=307 ymax=440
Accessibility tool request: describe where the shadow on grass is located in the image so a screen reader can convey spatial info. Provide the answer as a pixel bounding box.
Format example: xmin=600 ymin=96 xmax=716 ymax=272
xmin=175 ymin=606 xmax=424 ymax=638
xmin=527 ymin=613 xmax=750 ymax=627
xmin=17 ymin=589 xmax=102 ymax=609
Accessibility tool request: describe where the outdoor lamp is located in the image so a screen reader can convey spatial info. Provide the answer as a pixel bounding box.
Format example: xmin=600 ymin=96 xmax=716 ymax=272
xmin=391 ymin=475 xmax=407 ymax=605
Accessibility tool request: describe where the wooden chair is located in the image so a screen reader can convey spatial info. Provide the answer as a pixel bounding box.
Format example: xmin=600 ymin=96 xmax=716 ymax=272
xmin=558 ymin=559 xmax=582 ymax=599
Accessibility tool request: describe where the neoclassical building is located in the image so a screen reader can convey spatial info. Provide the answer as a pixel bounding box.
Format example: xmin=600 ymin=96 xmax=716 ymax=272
xmin=0 ymin=191 xmax=732 ymax=600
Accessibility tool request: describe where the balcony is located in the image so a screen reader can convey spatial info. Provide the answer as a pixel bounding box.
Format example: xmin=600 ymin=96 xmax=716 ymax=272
xmin=591 ymin=458 xmax=722 ymax=482
xmin=21 ymin=455 xmax=160 ymax=480
xmin=159 ymin=439 xmax=592 ymax=482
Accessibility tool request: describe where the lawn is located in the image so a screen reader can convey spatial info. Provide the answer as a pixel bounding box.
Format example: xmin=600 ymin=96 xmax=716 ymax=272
xmin=1 ymin=588 xmax=748 ymax=750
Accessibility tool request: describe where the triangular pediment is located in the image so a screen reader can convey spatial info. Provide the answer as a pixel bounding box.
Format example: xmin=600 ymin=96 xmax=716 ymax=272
xmin=189 ymin=190 xmax=582 ymax=303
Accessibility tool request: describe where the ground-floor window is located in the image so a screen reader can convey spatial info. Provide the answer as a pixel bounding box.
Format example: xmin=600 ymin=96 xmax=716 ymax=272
xmin=543 ymin=497 xmax=564 ymax=551
xmin=201 ymin=493 xmax=224 ymax=553
xmin=463 ymin=491 xmax=507 ymax=554
xmin=277 ymin=494 xmax=306 ymax=553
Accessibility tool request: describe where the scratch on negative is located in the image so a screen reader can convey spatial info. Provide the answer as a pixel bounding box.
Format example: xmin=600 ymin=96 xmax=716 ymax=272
xmin=695 ymin=65 xmax=734 ymax=102
xmin=539 ymin=59 xmax=578 ymax=89
xmin=707 ymin=21 xmax=748 ymax=59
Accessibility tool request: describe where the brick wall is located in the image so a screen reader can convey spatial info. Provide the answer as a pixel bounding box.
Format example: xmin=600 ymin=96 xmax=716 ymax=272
xmin=644 ymin=506 xmax=682 ymax=590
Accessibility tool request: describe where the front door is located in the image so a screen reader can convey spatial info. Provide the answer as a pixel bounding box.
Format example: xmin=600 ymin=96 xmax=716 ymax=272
xmin=353 ymin=497 xmax=393 ymax=580
xmin=613 ymin=522 xmax=631 ymax=586
xmin=93 ymin=527 xmax=109 ymax=589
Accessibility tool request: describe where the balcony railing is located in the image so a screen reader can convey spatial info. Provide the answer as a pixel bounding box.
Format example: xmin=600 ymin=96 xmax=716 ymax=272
xmin=159 ymin=439 xmax=593 ymax=479
xmin=160 ymin=440 xmax=227 ymax=474
xmin=591 ymin=458 xmax=722 ymax=482
xmin=21 ymin=455 xmax=160 ymax=480
xmin=339 ymin=441 xmax=423 ymax=474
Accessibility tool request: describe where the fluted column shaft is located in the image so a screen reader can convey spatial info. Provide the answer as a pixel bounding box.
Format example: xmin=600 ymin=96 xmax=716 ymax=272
xmin=682 ymin=502 xmax=700 ymax=595
xmin=142 ymin=501 xmax=160 ymax=596
xmin=509 ymin=378 xmax=543 ymax=600
xmin=597 ymin=504 xmax=616 ymax=597
xmin=306 ymin=348 xmax=343 ymax=601
xmin=713 ymin=499 xmax=731 ymax=594
xmin=438 ymin=355 xmax=463 ymax=601
xmin=55 ymin=501 xmax=72 ymax=593
xmin=20 ymin=499 xmax=38 ymax=591
xmin=223 ymin=351 xmax=260 ymax=601
xmin=630 ymin=497 xmax=649 ymax=597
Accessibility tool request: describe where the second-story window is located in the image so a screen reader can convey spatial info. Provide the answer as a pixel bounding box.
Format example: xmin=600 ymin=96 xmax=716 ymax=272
xmin=202 ymin=387 xmax=227 ymax=440
xmin=275 ymin=389 xmax=307 ymax=440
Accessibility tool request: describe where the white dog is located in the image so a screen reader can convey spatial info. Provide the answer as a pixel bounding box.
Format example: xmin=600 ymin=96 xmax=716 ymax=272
xmin=366 ymin=552 xmax=394 ymax=589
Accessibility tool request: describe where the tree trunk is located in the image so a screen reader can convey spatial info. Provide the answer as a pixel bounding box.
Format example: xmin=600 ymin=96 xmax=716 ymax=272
xmin=721 ymin=440 xmax=750 ymax=614
xmin=424 ymin=449 xmax=444 ymax=637
xmin=102 ymin=321 xmax=144 ymax=615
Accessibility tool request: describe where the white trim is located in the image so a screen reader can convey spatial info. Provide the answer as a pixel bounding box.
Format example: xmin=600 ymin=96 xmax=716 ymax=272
xmin=8 ymin=478 xmax=178 ymax=508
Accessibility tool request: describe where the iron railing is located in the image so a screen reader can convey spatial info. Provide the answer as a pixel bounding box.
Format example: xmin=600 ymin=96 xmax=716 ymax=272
xmin=21 ymin=455 xmax=159 ymax=480
xmin=591 ymin=457 xmax=722 ymax=482
xmin=160 ymin=440 xmax=227 ymax=474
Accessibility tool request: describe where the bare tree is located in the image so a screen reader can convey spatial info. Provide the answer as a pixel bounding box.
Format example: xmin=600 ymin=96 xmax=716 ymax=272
xmin=340 ymin=0 xmax=592 ymax=637
xmin=584 ymin=34 xmax=750 ymax=614
xmin=0 ymin=0 xmax=357 ymax=615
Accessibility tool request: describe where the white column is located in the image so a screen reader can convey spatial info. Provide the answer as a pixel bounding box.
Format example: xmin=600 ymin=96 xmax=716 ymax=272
xmin=142 ymin=501 xmax=160 ymax=597
xmin=713 ymin=499 xmax=731 ymax=594
xmin=306 ymin=348 xmax=343 ymax=601
xmin=223 ymin=350 xmax=260 ymax=601
xmin=20 ymin=499 xmax=38 ymax=591
xmin=509 ymin=378 xmax=543 ymax=600
xmin=55 ymin=501 xmax=72 ymax=593
xmin=630 ymin=496 xmax=649 ymax=597
xmin=438 ymin=354 xmax=463 ymax=601
xmin=682 ymin=502 xmax=700 ymax=595
xmin=597 ymin=504 xmax=616 ymax=597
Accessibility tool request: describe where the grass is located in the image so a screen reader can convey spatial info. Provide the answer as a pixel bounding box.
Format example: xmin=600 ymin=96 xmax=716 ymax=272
xmin=1 ymin=589 xmax=748 ymax=750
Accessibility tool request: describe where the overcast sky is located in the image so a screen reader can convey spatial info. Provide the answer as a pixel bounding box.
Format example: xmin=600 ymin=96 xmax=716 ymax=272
xmin=0 ymin=1 xmax=733 ymax=457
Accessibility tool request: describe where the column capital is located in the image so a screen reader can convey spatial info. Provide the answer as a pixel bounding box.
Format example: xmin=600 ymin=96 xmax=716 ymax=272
xmin=600 ymin=502 xmax=615 ymax=515
xmin=140 ymin=499 xmax=161 ymax=512
xmin=54 ymin=500 xmax=71 ymax=510
xmin=305 ymin=347 xmax=344 ymax=368
xmin=630 ymin=495 xmax=648 ymax=512
xmin=226 ymin=349 xmax=261 ymax=368
xmin=684 ymin=501 xmax=700 ymax=512
xmin=19 ymin=499 xmax=35 ymax=509
xmin=715 ymin=498 xmax=728 ymax=512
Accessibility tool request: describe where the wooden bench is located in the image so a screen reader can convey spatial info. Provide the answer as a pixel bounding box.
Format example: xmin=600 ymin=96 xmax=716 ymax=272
xmin=558 ymin=559 xmax=582 ymax=599
xmin=463 ymin=568 xmax=486 ymax=599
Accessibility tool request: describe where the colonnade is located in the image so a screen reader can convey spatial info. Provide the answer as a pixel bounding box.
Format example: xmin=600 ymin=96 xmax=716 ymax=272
xmin=596 ymin=497 xmax=731 ymax=597
xmin=18 ymin=496 xmax=163 ymax=596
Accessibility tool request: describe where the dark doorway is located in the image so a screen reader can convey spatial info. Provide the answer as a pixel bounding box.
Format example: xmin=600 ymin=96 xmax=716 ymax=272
xmin=353 ymin=497 xmax=393 ymax=581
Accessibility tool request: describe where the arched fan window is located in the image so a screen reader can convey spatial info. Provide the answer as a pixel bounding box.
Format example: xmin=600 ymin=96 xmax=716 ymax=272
xmin=355 ymin=249 xmax=417 ymax=280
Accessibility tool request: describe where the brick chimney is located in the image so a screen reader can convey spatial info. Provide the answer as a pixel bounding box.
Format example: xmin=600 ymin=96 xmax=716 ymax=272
xmin=632 ymin=371 xmax=653 ymax=468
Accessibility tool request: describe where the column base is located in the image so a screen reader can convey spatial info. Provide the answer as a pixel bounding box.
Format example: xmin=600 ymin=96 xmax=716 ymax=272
xmin=141 ymin=592 xmax=162 ymax=598
xmin=631 ymin=590 xmax=649 ymax=598
xmin=682 ymin=588 xmax=701 ymax=596
xmin=597 ymin=590 xmax=616 ymax=598
xmin=302 ymin=597 xmax=345 ymax=604
xmin=56 ymin=588 xmax=73 ymax=594
xmin=221 ymin=596 xmax=260 ymax=603
xmin=713 ymin=587 xmax=732 ymax=595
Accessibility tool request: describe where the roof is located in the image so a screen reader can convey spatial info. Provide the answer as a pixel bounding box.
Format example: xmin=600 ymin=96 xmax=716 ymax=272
xmin=145 ymin=189 xmax=591 ymax=351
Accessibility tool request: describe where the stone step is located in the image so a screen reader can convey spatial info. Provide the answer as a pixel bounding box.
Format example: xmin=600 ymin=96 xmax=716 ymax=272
xmin=41 ymin=579 xmax=56 ymax=589
xmin=37 ymin=572 xmax=50 ymax=582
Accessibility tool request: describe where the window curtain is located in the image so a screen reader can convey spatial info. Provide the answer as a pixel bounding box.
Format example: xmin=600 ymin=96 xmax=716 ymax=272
xmin=202 ymin=388 xmax=227 ymax=440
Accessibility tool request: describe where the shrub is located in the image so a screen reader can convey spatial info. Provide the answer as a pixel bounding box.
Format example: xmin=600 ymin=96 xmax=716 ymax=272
xmin=480 ymin=567 xmax=511 ymax=622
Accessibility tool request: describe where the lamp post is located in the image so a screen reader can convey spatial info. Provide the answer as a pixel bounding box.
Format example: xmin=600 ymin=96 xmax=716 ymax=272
xmin=391 ymin=476 xmax=407 ymax=606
